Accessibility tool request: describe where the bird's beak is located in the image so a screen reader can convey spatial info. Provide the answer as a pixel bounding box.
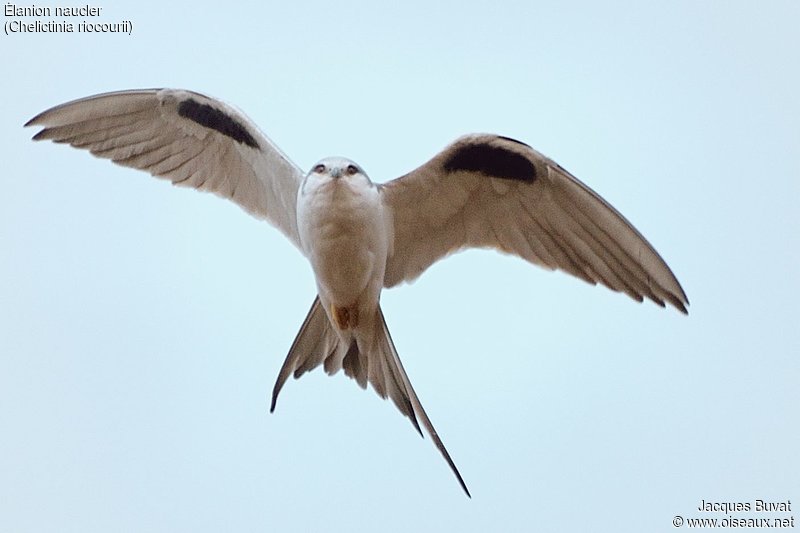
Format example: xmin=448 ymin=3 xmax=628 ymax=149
xmin=330 ymin=167 xmax=342 ymax=179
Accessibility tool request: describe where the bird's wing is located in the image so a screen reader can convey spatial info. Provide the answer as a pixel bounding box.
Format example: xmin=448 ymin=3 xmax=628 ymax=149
xmin=381 ymin=134 xmax=688 ymax=312
xmin=26 ymin=88 xmax=305 ymax=250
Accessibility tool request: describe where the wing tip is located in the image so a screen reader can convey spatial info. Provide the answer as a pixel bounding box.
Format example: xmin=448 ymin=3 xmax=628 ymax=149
xmin=643 ymin=291 xmax=688 ymax=314
xmin=665 ymin=290 xmax=689 ymax=315
xmin=25 ymin=106 xmax=60 ymax=128
xmin=30 ymin=128 xmax=50 ymax=141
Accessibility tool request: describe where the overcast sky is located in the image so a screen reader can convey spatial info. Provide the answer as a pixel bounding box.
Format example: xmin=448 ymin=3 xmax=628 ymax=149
xmin=1 ymin=1 xmax=798 ymax=532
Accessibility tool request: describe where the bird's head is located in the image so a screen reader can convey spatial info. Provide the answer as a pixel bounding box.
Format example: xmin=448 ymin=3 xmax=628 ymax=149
xmin=306 ymin=157 xmax=372 ymax=187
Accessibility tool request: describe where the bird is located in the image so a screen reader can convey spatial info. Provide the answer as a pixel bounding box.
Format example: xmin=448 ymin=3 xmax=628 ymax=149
xmin=26 ymin=88 xmax=689 ymax=497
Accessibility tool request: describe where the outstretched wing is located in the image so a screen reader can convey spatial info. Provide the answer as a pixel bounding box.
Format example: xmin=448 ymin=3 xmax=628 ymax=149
xmin=26 ymin=88 xmax=305 ymax=250
xmin=381 ymin=134 xmax=688 ymax=312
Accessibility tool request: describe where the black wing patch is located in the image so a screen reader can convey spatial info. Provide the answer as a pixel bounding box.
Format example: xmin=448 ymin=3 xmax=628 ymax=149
xmin=443 ymin=141 xmax=536 ymax=182
xmin=177 ymin=98 xmax=260 ymax=149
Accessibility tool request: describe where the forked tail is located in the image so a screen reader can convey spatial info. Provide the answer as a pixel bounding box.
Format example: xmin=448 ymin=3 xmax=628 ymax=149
xmin=270 ymin=296 xmax=470 ymax=497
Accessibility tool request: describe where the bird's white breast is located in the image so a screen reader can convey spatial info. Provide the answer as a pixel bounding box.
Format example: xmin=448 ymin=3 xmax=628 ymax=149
xmin=297 ymin=176 xmax=388 ymax=312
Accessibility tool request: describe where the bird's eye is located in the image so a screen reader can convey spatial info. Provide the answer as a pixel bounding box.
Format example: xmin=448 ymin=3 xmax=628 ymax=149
xmin=313 ymin=164 xmax=326 ymax=174
xmin=346 ymin=164 xmax=359 ymax=176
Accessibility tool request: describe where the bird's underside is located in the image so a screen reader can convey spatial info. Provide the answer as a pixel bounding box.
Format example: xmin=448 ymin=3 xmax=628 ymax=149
xmin=331 ymin=303 xmax=359 ymax=330
xmin=26 ymin=88 xmax=688 ymax=497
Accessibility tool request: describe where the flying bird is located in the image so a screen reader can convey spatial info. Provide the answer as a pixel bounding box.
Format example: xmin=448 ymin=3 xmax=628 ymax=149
xmin=26 ymin=88 xmax=689 ymax=497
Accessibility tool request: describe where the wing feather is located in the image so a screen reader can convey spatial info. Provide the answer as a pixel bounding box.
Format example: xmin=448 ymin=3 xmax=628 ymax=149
xmin=26 ymin=88 xmax=305 ymax=250
xmin=381 ymin=134 xmax=688 ymax=312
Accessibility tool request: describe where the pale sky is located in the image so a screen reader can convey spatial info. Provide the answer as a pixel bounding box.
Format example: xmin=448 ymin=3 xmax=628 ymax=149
xmin=1 ymin=1 xmax=798 ymax=532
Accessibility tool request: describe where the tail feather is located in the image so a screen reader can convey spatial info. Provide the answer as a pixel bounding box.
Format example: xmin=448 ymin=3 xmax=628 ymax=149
xmin=375 ymin=307 xmax=471 ymax=497
xmin=295 ymin=319 xmax=335 ymax=378
xmin=270 ymin=296 xmax=471 ymax=497
xmin=342 ymin=341 xmax=368 ymax=389
xmin=271 ymin=297 xmax=336 ymax=412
